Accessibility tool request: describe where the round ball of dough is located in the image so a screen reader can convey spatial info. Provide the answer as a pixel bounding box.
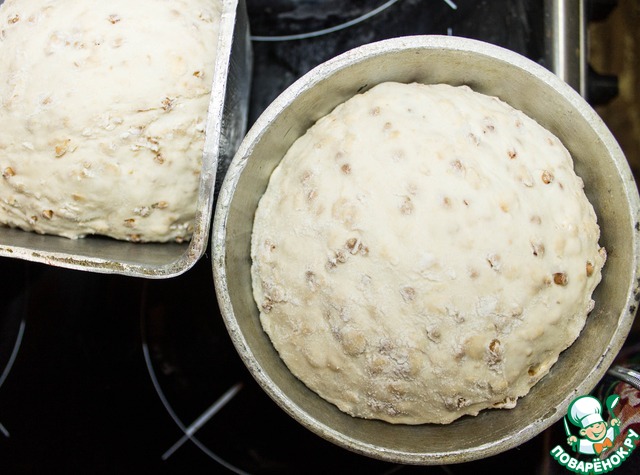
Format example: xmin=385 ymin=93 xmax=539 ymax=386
xmin=0 ymin=0 xmax=221 ymax=242
xmin=251 ymin=82 xmax=605 ymax=424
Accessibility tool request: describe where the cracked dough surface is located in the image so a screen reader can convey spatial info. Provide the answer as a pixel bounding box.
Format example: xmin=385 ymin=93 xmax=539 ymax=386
xmin=251 ymin=82 xmax=605 ymax=424
xmin=0 ymin=0 xmax=221 ymax=242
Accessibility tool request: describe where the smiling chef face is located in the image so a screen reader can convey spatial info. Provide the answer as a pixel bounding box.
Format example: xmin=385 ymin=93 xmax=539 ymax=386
xmin=569 ymin=395 xmax=608 ymax=439
xmin=581 ymin=421 xmax=608 ymax=442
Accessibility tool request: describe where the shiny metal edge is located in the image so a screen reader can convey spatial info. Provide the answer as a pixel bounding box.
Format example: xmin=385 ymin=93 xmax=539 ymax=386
xmin=212 ymin=35 xmax=640 ymax=464
xmin=543 ymin=0 xmax=587 ymax=97
xmin=0 ymin=0 xmax=251 ymax=278
xmin=608 ymin=366 xmax=640 ymax=391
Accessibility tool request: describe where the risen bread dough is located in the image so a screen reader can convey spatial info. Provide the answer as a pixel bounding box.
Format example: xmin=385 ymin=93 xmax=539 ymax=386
xmin=251 ymin=82 xmax=605 ymax=425
xmin=0 ymin=0 xmax=221 ymax=242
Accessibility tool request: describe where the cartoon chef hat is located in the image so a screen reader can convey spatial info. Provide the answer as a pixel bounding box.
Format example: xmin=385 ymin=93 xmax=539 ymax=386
xmin=568 ymin=395 xmax=604 ymax=429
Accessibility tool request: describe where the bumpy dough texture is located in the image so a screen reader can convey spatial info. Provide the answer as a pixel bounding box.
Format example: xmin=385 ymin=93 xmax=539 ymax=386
xmin=0 ymin=0 xmax=221 ymax=242
xmin=251 ymin=82 xmax=606 ymax=425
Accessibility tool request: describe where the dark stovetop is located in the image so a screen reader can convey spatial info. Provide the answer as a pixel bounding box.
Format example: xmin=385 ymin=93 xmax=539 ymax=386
xmin=0 ymin=1 xmax=637 ymax=474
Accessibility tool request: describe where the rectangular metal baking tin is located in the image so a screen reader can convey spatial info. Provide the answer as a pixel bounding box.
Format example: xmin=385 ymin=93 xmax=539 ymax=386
xmin=0 ymin=0 xmax=252 ymax=278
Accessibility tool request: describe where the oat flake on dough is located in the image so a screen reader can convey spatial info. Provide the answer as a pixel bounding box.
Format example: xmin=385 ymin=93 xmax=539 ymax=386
xmin=251 ymin=82 xmax=605 ymax=424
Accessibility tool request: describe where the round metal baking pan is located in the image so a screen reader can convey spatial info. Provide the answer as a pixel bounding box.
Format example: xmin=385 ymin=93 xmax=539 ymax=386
xmin=212 ymin=35 xmax=640 ymax=464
